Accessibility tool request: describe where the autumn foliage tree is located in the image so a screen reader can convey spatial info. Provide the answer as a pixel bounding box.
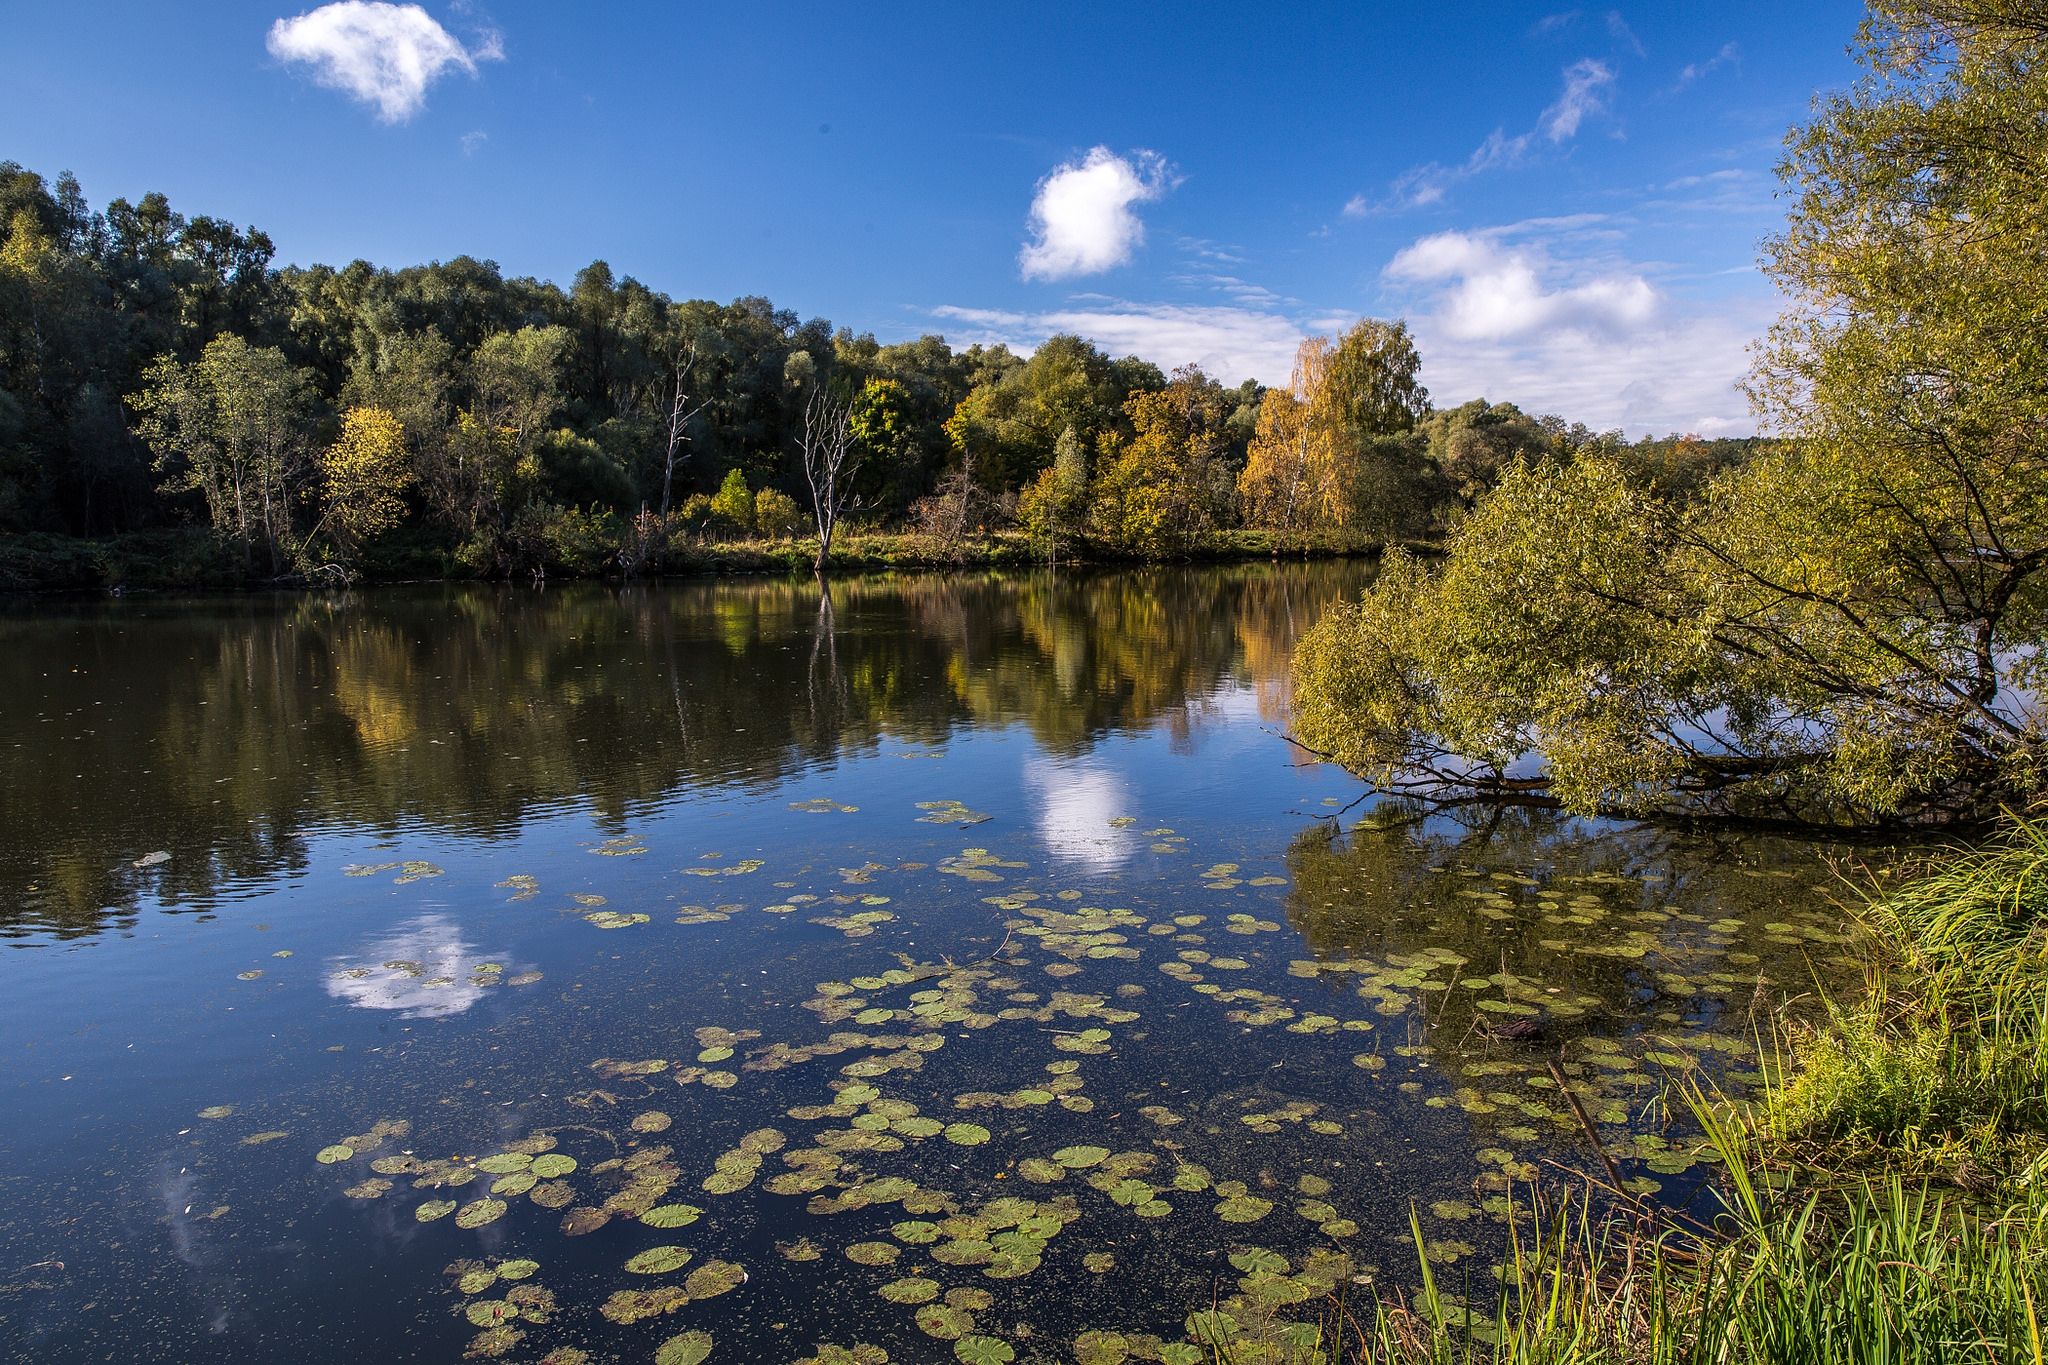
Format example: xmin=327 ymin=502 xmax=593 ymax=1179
xmin=306 ymin=405 xmax=411 ymax=576
xmin=1238 ymin=320 xmax=1429 ymax=537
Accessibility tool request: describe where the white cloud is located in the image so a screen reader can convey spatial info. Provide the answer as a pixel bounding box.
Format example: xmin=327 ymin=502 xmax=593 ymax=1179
xmin=1383 ymin=222 xmax=1768 ymax=434
xmin=1023 ymin=760 xmax=1134 ymax=871
xmin=1605 ymin=11 xmax=1646 ymax=58
xmin=1019 ymin=148 xmax=1174 ymax=282
xmin=931 ymin=300 xmax=1336 ymax=387
xmin=1385 ymin=229 xmax=1656 ymax=341
xmin=1541 ymin=59 xmax=1615 ymax=141
xmin=1674 ymin=42 xmax=1741 ymax=90
xmin=1349 ymin=60 xmax=1614 ymax=214
xmin=1408 ymin=307 xmax=1764 ymax=436
xmin=268 ymin=2 xmax=500 ymax=122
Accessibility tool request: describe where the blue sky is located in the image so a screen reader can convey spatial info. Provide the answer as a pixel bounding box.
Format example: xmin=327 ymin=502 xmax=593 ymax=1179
xmin=7 ymin=1 xmax=1865 ymax=434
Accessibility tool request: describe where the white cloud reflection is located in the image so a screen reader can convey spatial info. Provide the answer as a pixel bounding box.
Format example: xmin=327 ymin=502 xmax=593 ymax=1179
xmin=325 ymin=913 xmax=499 ymax=1018
xmin=1024 ymin=759 xmax=1133 ymax=871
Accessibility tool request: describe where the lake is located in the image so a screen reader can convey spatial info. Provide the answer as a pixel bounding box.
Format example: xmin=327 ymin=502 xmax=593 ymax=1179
xmin=0 ymin=564 xmax=1858 ymax=1363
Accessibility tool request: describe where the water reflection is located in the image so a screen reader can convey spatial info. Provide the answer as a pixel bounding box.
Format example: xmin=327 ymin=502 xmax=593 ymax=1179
xmin=323 ymin=914 xmax=502 ymax=1018
xmin=1024 ymin=758 xmax=1132 ymax=869
xmin=0 ymin=563 xmax=1367 ymax=940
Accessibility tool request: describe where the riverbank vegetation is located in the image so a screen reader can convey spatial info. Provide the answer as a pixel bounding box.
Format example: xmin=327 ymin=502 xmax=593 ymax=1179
xmin=1270 ymin=1 xmax=2048 ymax=1358
xmin=1294 ymin=0 xmax=2045 ymax=832
xmin=0 ymin=173 xmax=1759 ymax=589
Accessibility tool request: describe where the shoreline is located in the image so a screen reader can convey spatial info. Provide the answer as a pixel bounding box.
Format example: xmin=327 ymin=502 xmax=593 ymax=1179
xmin=0 ymin=528 xmax=1413 ymax=598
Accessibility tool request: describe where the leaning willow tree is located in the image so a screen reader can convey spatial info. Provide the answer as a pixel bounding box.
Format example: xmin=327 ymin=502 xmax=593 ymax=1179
xmin=1293 ymin=0 xmax=2047 ymax=827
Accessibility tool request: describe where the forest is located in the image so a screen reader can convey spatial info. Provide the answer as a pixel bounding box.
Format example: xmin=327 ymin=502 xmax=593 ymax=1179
xmin=0 ymin=161 xmax=1759 ymax=587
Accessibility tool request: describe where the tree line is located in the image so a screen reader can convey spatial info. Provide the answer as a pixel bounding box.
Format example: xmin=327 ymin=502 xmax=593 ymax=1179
xmin=0 ymin=161 xmax=1762 ymax=579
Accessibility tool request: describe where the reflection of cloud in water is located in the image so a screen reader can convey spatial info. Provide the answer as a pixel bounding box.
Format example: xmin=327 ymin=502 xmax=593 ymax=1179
xmin=1025 ymin=760 xmax=1132 ymax=870
xmin=325 ymin=914 xmax=496 ymax=1018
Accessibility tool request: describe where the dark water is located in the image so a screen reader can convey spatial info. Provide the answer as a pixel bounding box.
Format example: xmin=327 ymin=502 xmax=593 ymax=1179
xmin=0 ymin=566 xmax=1861 ymax=1364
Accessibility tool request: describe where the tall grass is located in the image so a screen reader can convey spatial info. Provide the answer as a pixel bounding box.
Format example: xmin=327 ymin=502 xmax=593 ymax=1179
xmin=1769 ymin=812 xmax=2048 ymax=1174
xmin=1348 ymin=1092 xmax=2048 ymax=1364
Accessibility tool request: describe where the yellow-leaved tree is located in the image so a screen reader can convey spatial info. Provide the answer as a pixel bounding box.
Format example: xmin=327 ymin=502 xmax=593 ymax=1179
xmin=308 ymin=405 xmax=412 ymax=577
xmin=1238 ymin=337 xmax=1339 ymax=531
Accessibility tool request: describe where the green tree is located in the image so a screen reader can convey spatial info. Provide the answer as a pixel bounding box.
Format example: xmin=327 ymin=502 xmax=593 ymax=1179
xmin=1090 ymin=368 xmax=1235 ymax=556
xmin=710 ymin=467 xmax=755 ymax=537
xmin=753 ymin=487 xmax=803 ymax=538
xmin=1019 ymin=425 xmax=1089 ymax=561
xmin=1295 ymin=2 xmax=2048 ymax=826
xmin=128 ymin=334 xmax=316 ymax=572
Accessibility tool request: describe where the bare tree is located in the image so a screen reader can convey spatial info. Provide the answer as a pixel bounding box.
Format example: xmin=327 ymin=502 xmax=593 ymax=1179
xmin=798 ymin=385 xmax=859 ymax=573
xmin=658 ymin=338 xmax=712 ymax=524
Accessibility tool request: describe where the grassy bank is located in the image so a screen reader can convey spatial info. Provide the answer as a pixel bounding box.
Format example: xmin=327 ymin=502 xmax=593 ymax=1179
xmin=0 ymin=527 xmax=1394 ymax=595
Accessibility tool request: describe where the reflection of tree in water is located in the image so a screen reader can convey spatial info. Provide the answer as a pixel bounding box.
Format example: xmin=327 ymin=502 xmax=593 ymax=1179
xmin=1279 ymin=804 xmax=1865 ymax=1092
xmin=0 ymin=562 xmax=1370 ymax=937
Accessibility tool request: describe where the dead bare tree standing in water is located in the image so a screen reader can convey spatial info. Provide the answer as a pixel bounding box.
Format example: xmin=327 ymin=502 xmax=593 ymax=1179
xmin=799 ymin=385 xmax=858 ymax=574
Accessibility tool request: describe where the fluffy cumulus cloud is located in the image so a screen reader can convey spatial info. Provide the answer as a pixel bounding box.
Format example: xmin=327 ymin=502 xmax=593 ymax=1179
xmin=267 ymin=1 xmax=501 ymax=122
xmin=1384 ymin=224 xmax=1766 ymax=435
xmin=1019 ymin=148 xmax=1174 ymax=282
xmin=1384 ymin=229 xmax=1656 ymax=341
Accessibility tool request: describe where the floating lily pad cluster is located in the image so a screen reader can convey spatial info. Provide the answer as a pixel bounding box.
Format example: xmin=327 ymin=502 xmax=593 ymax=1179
xmin=270 ymin=816 xmax=1850 ymax=1362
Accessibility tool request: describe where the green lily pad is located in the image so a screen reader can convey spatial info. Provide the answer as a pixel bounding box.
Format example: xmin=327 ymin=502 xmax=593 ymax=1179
xmin=642 ymin=1204 xmax=703 ymax=1229
xmin=846 ymin=1241 xmax=900 ymax=1266
xmin=654 ymin=1330 xmax=713 ymax=1365
xmin=955 ymin=1338 xmax=1014 ymax=1365
xmin=530 ymin=1154 xmax=578 ymax=1179
xmin=315 ymin=1144 xmax=354 ymax=1164
xmin=1214 ymin=1194 xmax=1273 ymax=1223
xmin=455 ymin=1198 xmax=508 ymax=1229
xmin=683 ymin=1259 xmax=747 ymax=1299
xmin=1054 ymin=1145 xmax=1109 ymax=1169
xmin=626 ymin=1246 xmax=693 ymax=1275
xmin=476 ymin=1153 xmax=531 ymax=1175
xmin=915 ymin=1304 xmax=970 ymax=1340
xmin=943 ymin=1123 xmax=991 ymax=1146
xmin=880 ymin=1276 xmax=940 ymax=1304
xmin=415 ymin=1199 xmax=457 ymax=1222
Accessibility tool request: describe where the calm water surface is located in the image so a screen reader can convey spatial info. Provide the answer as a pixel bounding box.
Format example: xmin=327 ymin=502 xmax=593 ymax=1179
xmin=0 ymin=565 xmax=1858 ymax=1363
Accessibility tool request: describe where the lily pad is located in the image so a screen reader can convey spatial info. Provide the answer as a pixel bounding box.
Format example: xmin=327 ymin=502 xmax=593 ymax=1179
xmin=682 ymin=1259 xmax=747 ymax=1300
xmin=881 ymin=1276 xmax=940 ymax=1304
xmin=626 ymin=1246 xmax=693 ymax=1275
xmin=654 ymin=1331 xmax=713 ymax=1365
xmin=455 ymin=1198 xmax=508 ymax=1229
xmin=955 ymin=1337 xmax=1014 ymax=1365
xmin=641 ymin=1204 xmax=703 ymax=1229
xmin=1054 ymin=1145 xmax=1109 ymax=1169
